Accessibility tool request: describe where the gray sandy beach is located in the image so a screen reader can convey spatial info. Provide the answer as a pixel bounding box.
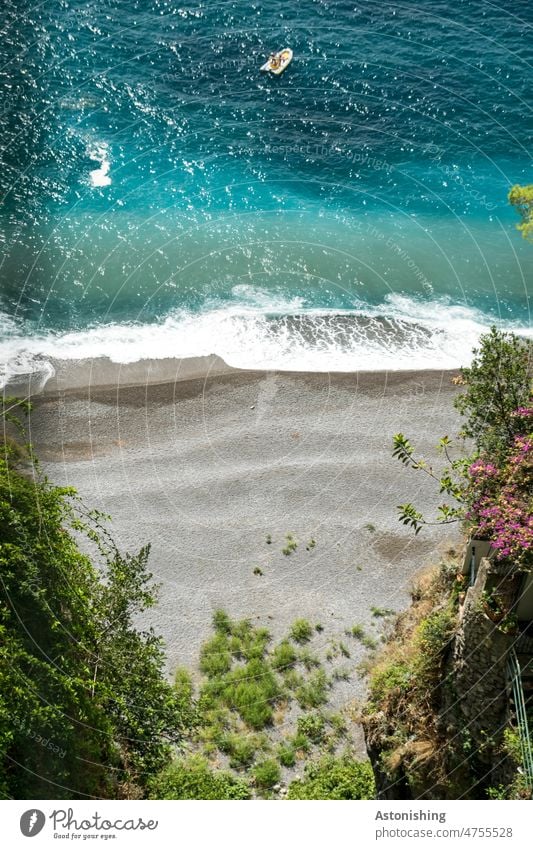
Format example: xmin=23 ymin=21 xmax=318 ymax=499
xmin=27 ymin=356 xmax=463 ymax=751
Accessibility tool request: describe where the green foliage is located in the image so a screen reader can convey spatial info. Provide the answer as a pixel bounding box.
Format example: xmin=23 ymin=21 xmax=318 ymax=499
xmin=328 ymin=713 xmax=348 ymax=738
xmin=277 ymin=742 xmax=296 ymax=767
xmin=296 ymin=669 xmax=329 ymax=709
xmin=287 ymin=755 xmax=375 ymax=799
xmin=271 ymin=640 xmax=298 ymax=671
xmin=291 ymin=731 xmax=311 ymax=752
xmin=290 ymin=619 xmax=314 ymax=644
xmin=282 ymin=533 xmax=298 ymax=555
xmin=297 ymin=712 xmax=326 ymax=744
xmin=218 ymin=732 xmax=258 ymax=767
xmin=454 ymin=326 xmax=532 ymax=453
xmin=149 ymin=755 xmax=250 ymax=800
xmin=213 ymin=609 xmax=232 ymax=635
xmin=509 ymin=183 xmax=533 ymax=241
xmin=199 ymin=632 xmax=232 ymax=677
xmin=349 ymin=624 xmax=365 ymax=639
xmin=253 ymin=758 xmax=281 ymax=790
xmin=0 ymin=450 xmax=184 ymax=799
xmin=220 ymin=659 xmax=281 ymax=729
xmin=370 ymin=606 xmax=395 ymax=618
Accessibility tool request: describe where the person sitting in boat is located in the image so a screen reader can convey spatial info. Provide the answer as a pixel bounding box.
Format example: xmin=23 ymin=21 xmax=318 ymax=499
xmin=269 ymin=52 xmax=281 ymax=69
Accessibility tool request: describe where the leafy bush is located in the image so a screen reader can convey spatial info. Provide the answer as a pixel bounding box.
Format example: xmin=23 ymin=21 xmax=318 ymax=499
xmin=290 ymin=619 xmax=314 ymax=644
xmin=0 ymin=433 xmax=184 ymax=799
xmin=218 ymin=733 xmax=257 ymax=767
xmin=297 ymin=712 xmax=326 ymax=744
xmin=455 ymin=327 xmax=532 ymax=453
xmin=253 ymin=758 xmax=281 ymax=790
xmin=287 ymin=755 xmax=375 ymax=799
xmin=150 ymin=756 xmax=250 ymax=799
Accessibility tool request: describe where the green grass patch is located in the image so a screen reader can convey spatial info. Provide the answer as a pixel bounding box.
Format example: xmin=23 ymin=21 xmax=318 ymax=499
xmin=253 ymin=758 xmax=281 ymax=790
xmin=370 ymin=606 xmax=396 ymax=618
xmin=290 ymin=619 xmax=314 ymax=644
xmin=296 ymin=669 xmax=329 ymax=709
xmin=277 ymin=743 xmax=296 ymax=767
xmin=271 ymin=640 xmax=298 ymax=671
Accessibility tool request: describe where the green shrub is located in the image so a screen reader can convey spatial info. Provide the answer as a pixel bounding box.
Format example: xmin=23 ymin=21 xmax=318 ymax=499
xmin=296 ymin=669 xmax=329 ymax=709
xmin=150 ymin=756 xmax=250 ymax=800
xmin=287 ymin=755 xmax=375 ymax=800
xmin=253 ymin=758 xmax=281 ymax=790
xmin=349 ymin=624 xmax=365 ymax=639
xmin=290 ymin=619 xmax=314 ymax=644
xmin=277 ymin=743 xmax=296 ymax=767
xmin=297 ymin=712 xmax=326 ymax=744
xmin=369 ymin=660 xmax=412 ymax=701
xmin=291 ymin=731 xmax=311 ymax=752
xmin=282 ymin=533 xmax=298 ymax=556
xmin=213 ymin=609 xmax=232 ymax=635
xmin=222 ymin=659 xmax=281 ymax=729
xmin=174 ymin=666 xmax=194 ymax=702
xmin=218 ymin=733 xmax=257 ymax=768
xmin=283 ymin=668 xmax=304 ymax=691
xmin=199 ymin=633 xmax=232 ymax=678
xmin=272 ymin=640 xmax=298 ymax=671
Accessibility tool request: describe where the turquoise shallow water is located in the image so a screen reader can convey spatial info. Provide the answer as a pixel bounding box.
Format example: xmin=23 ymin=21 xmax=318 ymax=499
xmin=1 ymin=0 xmax=532 ymax=382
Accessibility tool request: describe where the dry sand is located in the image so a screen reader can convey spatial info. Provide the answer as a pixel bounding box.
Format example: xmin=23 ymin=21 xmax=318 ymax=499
xmin=27 ymin=357 xmax=463 ymax=751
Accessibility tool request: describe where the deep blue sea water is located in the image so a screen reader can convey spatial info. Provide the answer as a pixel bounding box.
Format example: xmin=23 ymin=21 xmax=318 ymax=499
xmin=1 ymin=0 xmax=532 ymax=383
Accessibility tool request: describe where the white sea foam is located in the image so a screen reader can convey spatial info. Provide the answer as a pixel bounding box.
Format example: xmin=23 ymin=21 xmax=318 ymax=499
xmin=1 ymin=294 xmax=531 ymax=390
xmin=87 ymin=141 xmax=112 ymax=187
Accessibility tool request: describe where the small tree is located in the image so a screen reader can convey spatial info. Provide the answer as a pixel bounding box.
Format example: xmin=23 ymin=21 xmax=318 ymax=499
xmin=454 ymin=327 xmax=532 ymax=454
xmin=392 ymin=327 xmax=532 ymax=536
xmin=509 ymin=184 xmax=533 ymax=242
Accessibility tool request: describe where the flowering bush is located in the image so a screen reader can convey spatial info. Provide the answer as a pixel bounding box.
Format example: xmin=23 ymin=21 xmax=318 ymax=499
xmin=466 ymin=409 xmax=533 ymax=567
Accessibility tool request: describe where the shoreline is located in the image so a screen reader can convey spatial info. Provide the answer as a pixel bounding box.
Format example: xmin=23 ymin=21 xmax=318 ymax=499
xmin=6 ymin=352 xmax=460 ymax=398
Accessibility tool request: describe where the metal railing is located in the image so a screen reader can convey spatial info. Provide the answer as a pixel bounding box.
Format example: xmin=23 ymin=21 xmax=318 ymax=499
xmin=507 ymin=648 xmax=533 ymax=789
